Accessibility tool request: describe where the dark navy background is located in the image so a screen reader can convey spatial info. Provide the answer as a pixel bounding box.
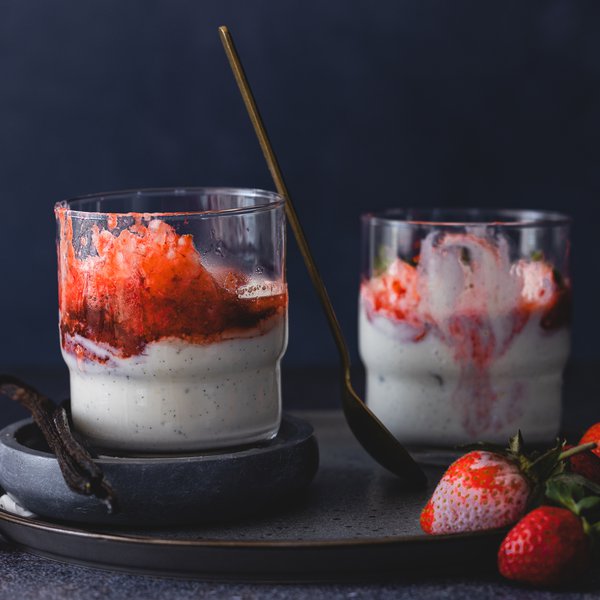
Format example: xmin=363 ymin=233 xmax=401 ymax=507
xmin=1 ymin=0 xmax=599 ymax=370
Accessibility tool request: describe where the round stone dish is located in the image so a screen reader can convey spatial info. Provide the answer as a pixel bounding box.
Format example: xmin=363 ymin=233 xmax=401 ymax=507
xmin=0 ymin=415 xmax=319 ymax=527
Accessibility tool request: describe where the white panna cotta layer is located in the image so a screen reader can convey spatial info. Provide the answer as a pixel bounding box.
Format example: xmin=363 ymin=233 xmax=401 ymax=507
xmin=63 ymin=316 xmax=287 ymax=452
xmin=359 ymin=306 xmax=570 ymax=446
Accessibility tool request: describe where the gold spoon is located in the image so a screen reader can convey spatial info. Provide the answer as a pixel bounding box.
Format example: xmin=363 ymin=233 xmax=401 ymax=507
xmin=219 ymin=26 xmax=426 ymax=487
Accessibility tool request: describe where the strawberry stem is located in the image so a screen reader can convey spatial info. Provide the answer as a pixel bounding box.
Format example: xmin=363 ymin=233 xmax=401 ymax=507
xmin=559 ymin=442 xmax=597 ymax=461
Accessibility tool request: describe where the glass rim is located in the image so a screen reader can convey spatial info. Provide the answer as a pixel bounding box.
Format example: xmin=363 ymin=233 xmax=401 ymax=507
xmin=362 ymin=208 xmax=571 ymax=229
xmin=54 ymin=187 xmax=286 ymax=218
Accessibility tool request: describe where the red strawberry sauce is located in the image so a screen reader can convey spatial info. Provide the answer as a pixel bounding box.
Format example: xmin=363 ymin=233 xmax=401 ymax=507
xmin=56 ymin=207 xmax=287 ymax=362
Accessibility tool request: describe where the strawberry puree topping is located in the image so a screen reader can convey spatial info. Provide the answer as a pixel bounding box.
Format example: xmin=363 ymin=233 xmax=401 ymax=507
xmin=361 ymin=259 xmax=426 ymax=340
xmin=362 ymin=237 xmax=568 ymax=335
xmin=56 ymin=207 xmax=287 ymax=360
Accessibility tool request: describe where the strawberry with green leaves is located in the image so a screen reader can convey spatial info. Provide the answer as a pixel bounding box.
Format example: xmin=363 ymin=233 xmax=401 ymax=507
xmin=498 ymin=476 xmax=600 ymax=587
xmin=568 ymin=423 xmax=600 ymax=485
xmin=420 ymin=433 xmax=596 ymax=535
xmin=579 ymin=423 xmax=600 ymax=458
xmin=420 ymin=449 xmax=530 ymax=534
xmin=567 ymin=446 xmax=600 ymax=485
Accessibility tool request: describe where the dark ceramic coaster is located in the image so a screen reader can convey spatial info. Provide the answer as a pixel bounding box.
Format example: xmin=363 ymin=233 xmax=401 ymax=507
xmin=0 ymin=415 xmax=319 ymax=527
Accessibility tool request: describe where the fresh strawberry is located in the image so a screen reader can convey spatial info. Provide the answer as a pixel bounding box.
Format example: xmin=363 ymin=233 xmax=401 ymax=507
xmin=420 ymin=450 xmax=530 ymax=534
xmin=564 ymin=444 xmax=600 ymax=485
xmin=579 ymin=423 xmax=600 ymax=460
xmin=569 ymin=452 xmax=600 ymax=485
xmin=498 ymin=476 xmax=600 ymax=587
xmin=498 ymin=506 xmax=590 ymax=586
xmin=420 ymin=433 xmax=596 ymax=535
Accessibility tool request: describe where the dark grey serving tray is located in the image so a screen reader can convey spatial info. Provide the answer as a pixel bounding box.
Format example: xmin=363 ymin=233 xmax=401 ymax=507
xmin=0 ymin=412 xmax=504 ymax=581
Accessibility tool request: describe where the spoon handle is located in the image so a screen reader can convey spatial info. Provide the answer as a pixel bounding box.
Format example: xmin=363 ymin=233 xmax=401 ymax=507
xmin=219 ymin=27 xmax=427 ymax=487
xmin=218 ymin=26 xmax=351 ymax=370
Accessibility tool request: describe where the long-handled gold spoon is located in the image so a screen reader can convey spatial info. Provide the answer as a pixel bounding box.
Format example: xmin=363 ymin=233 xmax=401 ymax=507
xmin=219 ymin=26 xmax=426 ymax=487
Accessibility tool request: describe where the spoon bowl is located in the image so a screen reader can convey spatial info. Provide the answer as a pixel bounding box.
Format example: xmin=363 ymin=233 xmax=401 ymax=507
xmin=218 ymin=26 xmax=426 ymax=487
xmin=342 ymin=377 xmax=427 ymax=486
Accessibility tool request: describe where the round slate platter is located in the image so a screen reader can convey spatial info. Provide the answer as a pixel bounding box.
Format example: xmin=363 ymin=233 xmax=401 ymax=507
xmin=0 ymin=412 xmax=505 ymax=581
xmin=0 ymin=415 xmax=319 ymax=526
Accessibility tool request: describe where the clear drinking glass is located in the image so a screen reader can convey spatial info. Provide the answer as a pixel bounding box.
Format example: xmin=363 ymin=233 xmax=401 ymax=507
xmin=56 ymin=188 xmax=287 ymax=453
xmin=359 ymin=209 xmax=571 ymax=447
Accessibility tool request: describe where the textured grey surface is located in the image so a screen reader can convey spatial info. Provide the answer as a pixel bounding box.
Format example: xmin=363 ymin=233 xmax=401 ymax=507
xmin=99 ymin=411 xmax=432 ymax=540
xmin=0 ymin=549 xmax=600 ymax=600
xmin=0 ymin=528 xmax=598 ymax=599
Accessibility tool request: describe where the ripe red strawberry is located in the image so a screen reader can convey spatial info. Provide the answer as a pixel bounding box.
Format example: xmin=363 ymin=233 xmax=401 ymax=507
xmin=498 ymin=506 xmax=590 ymax=586
xmin=498 ymin=474 xmax=600 ymax=587
xmin=421 ymin=433 xmax=599 ymax=536
xmin=420 ymin=450 xmax=530 ymax=534
xmin=579 ymin=423 xmax=600 ymax=460
xmin=565 ymin=444 xmax=600 ymax=485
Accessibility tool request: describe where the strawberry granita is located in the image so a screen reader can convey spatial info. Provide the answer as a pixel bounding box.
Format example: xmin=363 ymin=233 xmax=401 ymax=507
xmin=359 ymin=214 xmax=571 ymax=446
xmin=55 ymin=189 xmax=288 ymax=452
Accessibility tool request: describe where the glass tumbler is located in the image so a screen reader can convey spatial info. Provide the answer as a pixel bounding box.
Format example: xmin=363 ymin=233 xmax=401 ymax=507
xmin=56 ymin=188 xmax=288 ymax=453
xmin=359 ymin=209 xmax=571 ymax=447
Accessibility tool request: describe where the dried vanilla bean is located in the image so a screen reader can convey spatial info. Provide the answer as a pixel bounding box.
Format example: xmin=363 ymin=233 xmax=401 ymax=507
xmin=53 ymin=403 xmax=118 ymax=512
xmin=0 ymin=375 xmax=118 ymax=513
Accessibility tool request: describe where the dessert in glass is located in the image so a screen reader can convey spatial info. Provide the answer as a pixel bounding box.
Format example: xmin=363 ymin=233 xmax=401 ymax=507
xmin=56 ymin=188 xmax=287 ymax=452
xmin=359 ymin=209 xmax=571 ymax=447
